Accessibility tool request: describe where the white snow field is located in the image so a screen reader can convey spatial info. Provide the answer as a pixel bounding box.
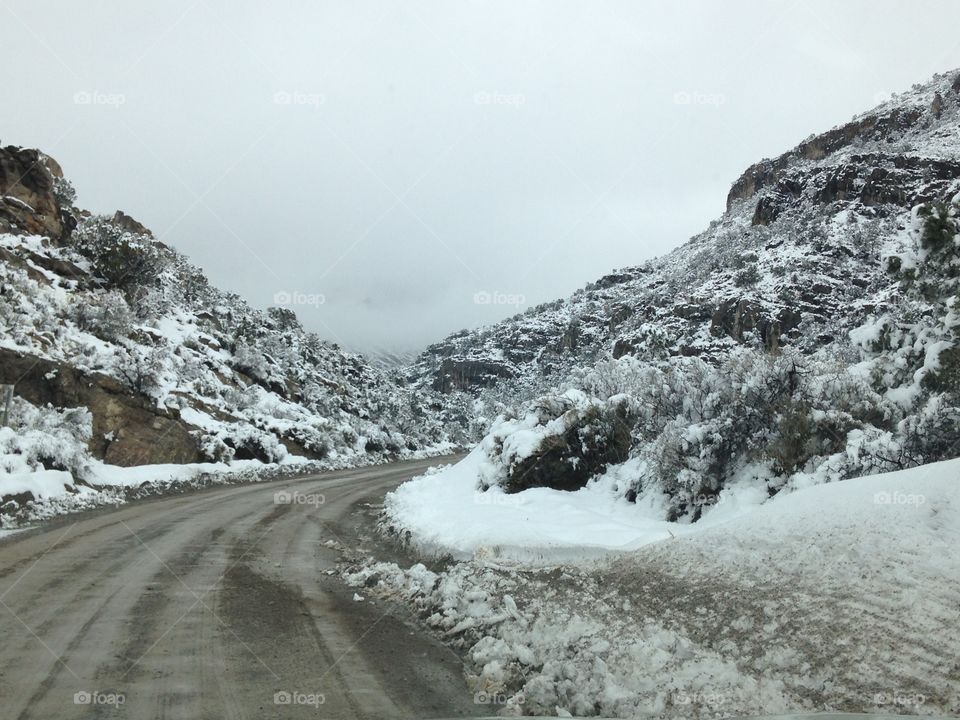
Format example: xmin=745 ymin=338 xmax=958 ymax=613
xmin=356 ymin=457 xmax=960 ymax=717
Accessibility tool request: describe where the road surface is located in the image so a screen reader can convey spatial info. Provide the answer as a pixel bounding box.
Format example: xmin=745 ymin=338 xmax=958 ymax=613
xmin=0 ymin=456 xmax=481 ymax=719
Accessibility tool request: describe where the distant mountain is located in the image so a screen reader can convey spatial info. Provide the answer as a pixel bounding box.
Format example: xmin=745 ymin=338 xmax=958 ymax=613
xmin=364 ymin=347 xmax=419 ymax=372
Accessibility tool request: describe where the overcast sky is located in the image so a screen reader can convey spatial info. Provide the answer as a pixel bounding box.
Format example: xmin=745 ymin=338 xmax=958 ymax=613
xmin=4 ymin=1 xmax=960 ymax=354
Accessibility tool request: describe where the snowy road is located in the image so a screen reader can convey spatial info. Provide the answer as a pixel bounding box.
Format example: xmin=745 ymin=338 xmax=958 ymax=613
xmin=0 ymin=456 xmax=480 ymax=720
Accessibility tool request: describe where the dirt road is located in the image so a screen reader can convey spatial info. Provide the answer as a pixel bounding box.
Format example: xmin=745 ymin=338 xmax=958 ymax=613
xmin=0 ymin=457 xmax=481 ymax=719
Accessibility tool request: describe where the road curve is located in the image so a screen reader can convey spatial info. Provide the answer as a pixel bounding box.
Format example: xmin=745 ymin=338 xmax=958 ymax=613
xmin=0 ymin=456 xmax=481 ymax=720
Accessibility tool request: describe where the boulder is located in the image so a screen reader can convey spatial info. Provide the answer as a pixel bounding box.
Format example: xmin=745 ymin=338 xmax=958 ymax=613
xmin=502 ymin=400 xmax=632 ymax=493
xmin=0 ymin=146 xmax=66 ymax=240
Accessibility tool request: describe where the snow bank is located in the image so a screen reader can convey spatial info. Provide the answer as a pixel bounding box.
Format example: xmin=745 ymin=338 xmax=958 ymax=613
xmin=385 ymin=448 xmax=960 ymax=564
xmin=384 ymin=449 xmax=770 ymax=562
xmin=353 ymin=457 xmax=960 ymax=717
xmin=0 ymin=469 xmax=75 ymax=500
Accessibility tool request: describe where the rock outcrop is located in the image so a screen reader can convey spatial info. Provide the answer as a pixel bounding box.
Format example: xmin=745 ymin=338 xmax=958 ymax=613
xmin=0 ymin=348 xmax=203 ymax=465
xmin=0 ymin=145 xmax=70 ymax=240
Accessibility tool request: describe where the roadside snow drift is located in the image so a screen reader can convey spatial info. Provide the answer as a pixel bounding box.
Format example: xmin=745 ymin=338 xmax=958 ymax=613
xmin=356 ymin=457 xmax=960 ymax=717
xmin=386 ymin=448 xmax=769 ymax=561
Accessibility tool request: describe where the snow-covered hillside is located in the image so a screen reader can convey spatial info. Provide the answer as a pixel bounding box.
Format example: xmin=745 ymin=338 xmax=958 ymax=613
xmin=399 ymin=69 xmax=960 ymax=519
xmin=410 ymin=71 xmax=960 ymax=397
xmin=0 ymin=145 xmax=455 ymax=524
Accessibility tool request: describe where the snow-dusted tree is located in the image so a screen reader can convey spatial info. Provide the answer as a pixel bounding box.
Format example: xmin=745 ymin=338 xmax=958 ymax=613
xmin=5 ymin=399 xmax=92 ymax=479
xmin=115 ymin=345 xmax=169 ymax=398
xmin=71 ymin=216 xmax=168 ymax=301
xmin=71 ymin=290 xmax=134 ymax=342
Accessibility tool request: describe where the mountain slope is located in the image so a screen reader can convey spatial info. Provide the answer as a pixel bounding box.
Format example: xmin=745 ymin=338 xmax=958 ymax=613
xmin=409 ymin=70 xmax=960 ymax=397
xmin=398 ymin=68 xmax=960 ymax=519
xmin=0 ymin=146 xmax=453 ymax=520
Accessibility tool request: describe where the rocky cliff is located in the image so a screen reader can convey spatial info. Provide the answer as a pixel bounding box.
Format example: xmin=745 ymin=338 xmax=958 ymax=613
xmin=408 ymin=70 xmax=960 ymax=402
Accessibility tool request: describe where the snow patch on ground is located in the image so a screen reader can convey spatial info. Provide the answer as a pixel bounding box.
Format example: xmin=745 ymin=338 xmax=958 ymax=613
xmin=383 ymin=449 xmax=770 ymax=562
xmin=350 ymin=459 xmax=960 ymax=718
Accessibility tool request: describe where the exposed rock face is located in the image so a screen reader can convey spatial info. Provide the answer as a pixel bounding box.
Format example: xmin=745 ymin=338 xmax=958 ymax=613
xmin=709 ymin=299 xmax=803 ymax=349
xmin=110 ymin=210 xmax=153 ymax=237
xmin=725 ymin=106 xmax=928 ymax=210
xmin=0 ymin=146 xmax=67 ymax=240
xmin=749 ymin=155 xmax=960 ymax=226
xmin=432 ymin=358 xmax=517 ymax=393
xmin=0 ymin=349 xmax=203 ymax=466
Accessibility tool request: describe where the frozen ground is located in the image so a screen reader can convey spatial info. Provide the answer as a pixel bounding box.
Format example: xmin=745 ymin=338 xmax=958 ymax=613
xmin=345 ymin=458 xmax=960 ymax=717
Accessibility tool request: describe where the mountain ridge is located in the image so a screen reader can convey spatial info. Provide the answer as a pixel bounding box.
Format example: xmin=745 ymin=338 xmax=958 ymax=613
xmin=407 ymin=69 xmax=960 ymax=401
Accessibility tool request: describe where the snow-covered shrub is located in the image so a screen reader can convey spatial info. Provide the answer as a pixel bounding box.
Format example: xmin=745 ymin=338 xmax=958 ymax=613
xmin=71 ymin=215 xmax=168 ymax=298
xmin=474 ymin=342 xmax=927 ymax=520
xmin=219 ymin=425 xmax=287 ymax=463
xmin=222 ymin=383 xmax=260 ymax=412
xmin=71 ymin=290 xmax=134 ymax=341
xmin=52 ymin=176 xmax=76 ymax=210
xmin=232 ymin=341 xmax=276 ymax=387
xmin=2 ymin=399 xmax=92 ymax=479
xmin=114 ymin=345 xmax=170 ymax=398
xmin=197 ymin=433 xmax=235 ymax=463
xmin=282 ymin=425 xmax=332 ymax=459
